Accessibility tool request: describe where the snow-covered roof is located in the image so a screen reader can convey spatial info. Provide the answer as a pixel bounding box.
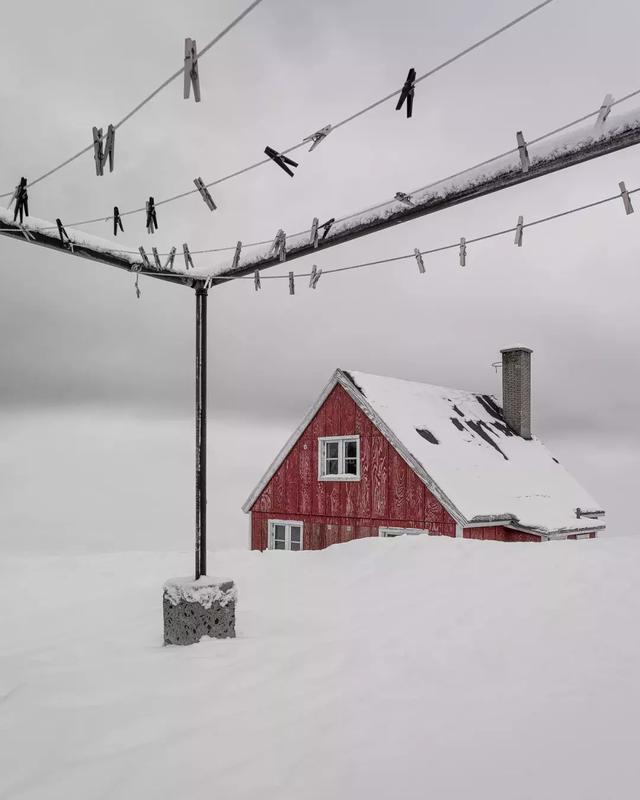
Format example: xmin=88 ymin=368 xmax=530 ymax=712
xmin=343 ymin=369 xmax=603 ymax=534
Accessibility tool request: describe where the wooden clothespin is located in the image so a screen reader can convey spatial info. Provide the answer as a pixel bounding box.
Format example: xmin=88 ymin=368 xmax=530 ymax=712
xmin=619 ymin=181 xmax=634 ymax=215
xmin=165 ymin=247 xmax=176 ymax=271
xmin=113 ymin=206 xmax=124 ymax=236
xmin=310 ymin=217 xmax=319 ymax=248
xmin=138 ymin=246 xmax=151 ymax=269
xmin=270 ymin=229 xmax=286 ymax=262
xmin=459 ymin=237 xmax=466 ymax=267
xmin=395 ymin=68 xmax=416 ymax=118
xmin=289 ymin=271 xmax=295 ymax=295
xmin=10 ymin=177 xmax=29 ymax=223
xmin=193 ymin=177 xmax=216 ymax=211
xmin=135 ymin=273 xmax=141 ymax=299
xmin=145 ymin=197 xmax=158 ymax=234
xmin=91 ymin=125 xmax=115 ymax=176
xmin=103 ymin=125 xmax=115 ymax=173
xmin=595 ymin=94 xmax=614 ymax=128
xmin=303 ymin=124 xmax=333 ymax=152
xmin=516 ymin=131 xmax=530 ymax=173
xmin=56 ymin=218 xmax=74 ymax=252
xmin=184 ymin=38 xmax=201 ymax=102
xmin=319 ymin=218 xmax=334 ymax=242
xmin=231 ymin=241 xmax=242 ymax=270
xmin=395 ymin=192 xmax=414 ymax=206
xmin=92 ymin=127 xmax=104 ymax=176
xmin=152 ymin=247 xmax=162 ymax=269
xmin=264 ymin=146 xmax=298 ymax=178
xmin=309 ymin=265 xmax=322 ymax=289
xmin=514 ymin=216 xmax=524 ymax=247
xmin=204 ymin=275 xmax=214 ymax=290
xmin=254 ymin=270 xmax=261 ymax=291
xmin=18 ymin=224 xmax=34 ymax=242
xmin=182 ymin=243 xmax=195 ymax=270
xmin=414 ymin=248 xmax=425 ymax=274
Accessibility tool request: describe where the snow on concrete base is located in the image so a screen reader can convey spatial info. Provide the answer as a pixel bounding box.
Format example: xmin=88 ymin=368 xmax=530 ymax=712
xmin=163 ymin=576 xmax=236 ymax=645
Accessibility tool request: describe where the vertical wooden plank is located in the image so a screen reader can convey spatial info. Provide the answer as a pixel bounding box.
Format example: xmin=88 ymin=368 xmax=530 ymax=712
xmin=256 ymin=478 xmax=273 ymax=513
xmin=388 ymin=447 xmax=407 ymax=520
xmin=327 ymin=480 xmax=341 ymax=516
xmin=272 ymin=463 xmax=286 ymax=512
xmin=299 ymin=432 xmax=313 ymax=515
xmin=405 ymin=468 xmax=424 ymax=521
xmin=344 ymin=480 xmax=357 ymax=517
xmin=324 ymin=386 xmax=340 ymax=434
xmin=371 ymin=435 xmax=388 ymax=518
xmin=356 ymin=431 xmax=371 ymax=517
xmin=311 ymin=405 xmax=325 ymax=516
xmin=424 ymin=487 xmax=444 ymax=525
xmin=337 ymin=385 xmax=356 ymax=435
xmin=285 ymin=442 xmax=299 ymax=512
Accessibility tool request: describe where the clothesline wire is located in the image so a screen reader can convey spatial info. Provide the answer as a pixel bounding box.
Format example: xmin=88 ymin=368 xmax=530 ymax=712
xmin=207 ymin=185 xmax=638 ymax=281
xmin=25 ymin=0 xmax=558 ymax=229
xmin=0 ymin=0 xmax=266 ymax=199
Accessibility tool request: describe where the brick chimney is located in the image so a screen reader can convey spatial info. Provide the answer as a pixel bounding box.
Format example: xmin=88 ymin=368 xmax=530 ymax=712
xmin=501 ymin=347 xmax=532 ymax=439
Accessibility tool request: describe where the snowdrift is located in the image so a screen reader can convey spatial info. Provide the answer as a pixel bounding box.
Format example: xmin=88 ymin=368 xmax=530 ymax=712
xmin=1 ymin=535 xmax=639 ymax=799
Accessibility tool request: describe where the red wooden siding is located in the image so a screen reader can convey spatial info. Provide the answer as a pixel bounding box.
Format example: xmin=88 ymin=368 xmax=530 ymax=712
xmin=251 ymin=384 xmax=457 ymax=550
xmin=462 ymin=526 xmax=540 ymax=543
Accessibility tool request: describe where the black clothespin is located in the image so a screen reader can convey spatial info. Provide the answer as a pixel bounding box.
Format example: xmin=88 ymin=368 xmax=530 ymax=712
xmin=184 ymin=38 xmax=201 ymax=102
xmin=92 ymin=126 xmax=115 ymax=176
xmin=152 ymin=247 xmax=162 ymax=269
xmin=113 ymin=206 xmax=124 ymax=236
xmin=395 ymin=68 xmax=416 ymax=118
xmin=11 ymin=177 xmax=29 ymax=223
xmin=135 ymin=273 xmax=141 ymax=299
xmin=289 ymin=271 xmax=295 ymax=295
xmin=165 ymin=247 xmax=177 ymax=270
xmin=145 ymin=197 xmax=158 ymax=234
xmin=231 ymin=241 xmax=242 ymax=270
xmin=319 ymin=217 xmax=334 ymax=242
xmin=56 ymin=218 xmax=73 ymax=251
xmin=264 ymin=146 xmax=298 ymax=178
xmin=254 ymin=270 xmax=261 ymax=291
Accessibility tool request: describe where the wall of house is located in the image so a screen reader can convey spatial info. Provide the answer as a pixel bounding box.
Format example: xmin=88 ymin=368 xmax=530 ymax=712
xmin=462 ymin=526 xmax=541 ymax=543
xmin=250 ymin=383 xmax=458 ymax=550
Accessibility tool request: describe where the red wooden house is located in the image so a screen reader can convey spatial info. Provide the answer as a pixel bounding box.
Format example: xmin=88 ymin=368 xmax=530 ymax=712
xmin=243 ymin=348 xmax=605 ymax=549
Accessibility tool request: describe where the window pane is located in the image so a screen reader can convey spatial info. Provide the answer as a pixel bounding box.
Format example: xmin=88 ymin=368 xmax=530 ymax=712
xmin=274 ymin=539 xmax=286 ymax=550
xmin=274 ymin=524 xmax=286 ymax=539
xmin=326 ymin=441 xmax=340 ymax=459
xmin=290 ymin=540 xmax=301 ymax=551
xmin=345 ymin=440 xmax=357 ymax=459
xmin=344 ymin=458 xmax=357 ymax=475
xmin=325 ymin=458 xmax=339 ymax=475
xmin=290 ymin=526 xmax=301 ymax=543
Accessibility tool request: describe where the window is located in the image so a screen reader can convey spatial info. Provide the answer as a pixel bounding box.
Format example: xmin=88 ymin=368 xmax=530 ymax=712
xmin=379 ymin=527 xmax=426 ymax=537
xmin=268 ymin=520 xmax=303 ymax=551
xmin=318 ymin=436 xmax=360 ymax=480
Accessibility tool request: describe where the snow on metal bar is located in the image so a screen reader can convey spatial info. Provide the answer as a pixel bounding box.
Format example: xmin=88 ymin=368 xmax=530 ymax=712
xmin=0 ymin=207 xmax=193 ymax=288
xmin=206 ymin=105 xmax=640 ymax=282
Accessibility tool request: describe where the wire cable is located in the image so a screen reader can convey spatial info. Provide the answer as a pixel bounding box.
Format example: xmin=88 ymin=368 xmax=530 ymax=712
xmin=35 ymin=0 xmax=558 ymax=229
xmin=0 ymin=0 xmax=266 ymax=198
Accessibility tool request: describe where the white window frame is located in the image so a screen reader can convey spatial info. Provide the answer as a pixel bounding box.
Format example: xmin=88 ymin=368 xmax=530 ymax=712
xmin=379 ymin=527 xmax=427 ymax=537
xmin=318 ymin=435 xmax=360 ymax=481
xmin=268 ymin=519 xmax=304 ymax=551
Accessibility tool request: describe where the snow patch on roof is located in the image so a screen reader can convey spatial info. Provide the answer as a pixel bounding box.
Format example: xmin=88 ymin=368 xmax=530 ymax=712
xmin=344 ymin=369 xmax=603 ymax=534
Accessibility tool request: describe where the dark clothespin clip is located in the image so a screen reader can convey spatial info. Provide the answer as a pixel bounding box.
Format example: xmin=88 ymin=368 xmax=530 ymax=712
xmin=270 ymin=229 xmax=286 ymax=262
xmin=231 ymin=241 xmax=242 ymax=271
xmin=414 ymin=248 xmax=425 ymax=274
xmin=309 ymin=265 xmax=322 ymax=289
xmin=194 ymin=177 xmax=216 ymax=210
xmin=182 ymin=243 xmax=195 ymax=270
xmin=152 ymin=247 xmax=162 ymax=269
xmin=113 ymin=206 xmax=124 ymax=236
xmin=134 ymin=273 xmax=141 ymax=299
xmin=264 ymin=146 xmax=298 ymax=178
xmin=289 ymin=271 xmax=295 ymax=295
xmin=92 ymin=125 xmax=115 ymax=175
xmin=254 ymin=270 xmax=261 ymax=291
xmin=310 ymin=217 xmax=319 ymax=248
xmin=459 ymin=237 xmax=467 ymax=267
xmin=395 ymin=68 xmax=416 ymax=118
xmin=516 ymin=131 xmax=530 ymax=173
xmin=146 ymin=197 xmax=158 ymax=233
xmin=514 ymin=216 xmax=524 ymax=247
xmin=204 ymin=275 xmax=214 ymax=290
xmin=138 ymin=246 xmax=151 ymax=269
xmin=10 ymin=177 xmax=29 ymax=223
xmin=319 ymin=218 xmax=334 ymax=242
xmin=619 ymin=181 xmax=634 ymax=215
xmin=184 ymin=38 xmax=201 ymax=102
xmin=395 ymin=192 xmax=414 ymax=206
xmin=165 ymin=247 xmax=176 ymax=270
xmin=56 ymin=218 xmax=74 ymax=252
xmin=595 ymin=94 xmax=614 ymax=128
xmin=303 ymin=124 xmax=332 ymax=152
xmin=18 ymin=224 xmax=34 ymax=242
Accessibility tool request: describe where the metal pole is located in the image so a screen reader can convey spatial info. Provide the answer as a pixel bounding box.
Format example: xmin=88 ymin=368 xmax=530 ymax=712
xmin=195 ymin=286 xmax=207 ymax=579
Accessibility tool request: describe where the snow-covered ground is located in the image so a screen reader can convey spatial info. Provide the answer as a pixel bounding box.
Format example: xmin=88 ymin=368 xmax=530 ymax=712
xmin=2 ymin=535 xmax=640 ymax=799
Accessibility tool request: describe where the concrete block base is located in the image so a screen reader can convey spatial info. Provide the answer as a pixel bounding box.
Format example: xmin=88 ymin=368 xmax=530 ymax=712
xmin=163 ymin=576 xmax=236 ymax=645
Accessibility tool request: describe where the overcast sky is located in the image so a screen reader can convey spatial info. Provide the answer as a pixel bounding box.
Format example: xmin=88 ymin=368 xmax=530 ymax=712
xmin=1 ymin=0 xmax=639 ymax=551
